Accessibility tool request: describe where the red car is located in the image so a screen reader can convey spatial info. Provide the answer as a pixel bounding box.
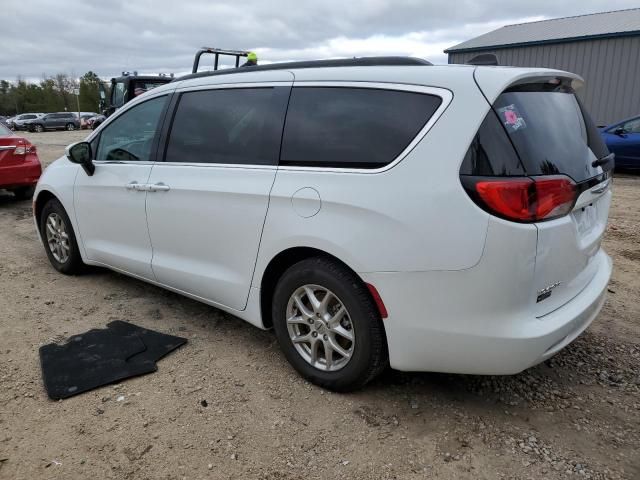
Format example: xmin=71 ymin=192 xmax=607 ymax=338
xmin=0 ymin=122 xmax=42 ymax=199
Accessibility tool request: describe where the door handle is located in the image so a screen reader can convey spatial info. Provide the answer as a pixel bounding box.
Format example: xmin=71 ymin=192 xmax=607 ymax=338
xmin=125 ymin=181 xmax=140 ymax=190
xmin=148 ymin=182 xmax=170 ymax=192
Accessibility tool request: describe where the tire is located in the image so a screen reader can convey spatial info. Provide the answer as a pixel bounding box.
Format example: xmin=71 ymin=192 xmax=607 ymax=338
xmin=39 ymin=198 xmax=85 ymax=274
xmin=272 ymin=256 xmax=388 ymax=391
xmin=12 ymin=186 xmax=35 ymax=200
xmin=66 ymin=123 xmax=75 ymax=131
xmin=34 ymin=124 xmax=44 ymax=133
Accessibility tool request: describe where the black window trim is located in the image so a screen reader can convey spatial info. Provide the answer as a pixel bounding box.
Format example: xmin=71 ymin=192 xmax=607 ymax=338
xmin=91 ymin=93 xmax=173 ymax=164
xmin=277 ymin=81 xmax=452 ymax=174
xmin=157 ymin=82 xmax=293 ymax=169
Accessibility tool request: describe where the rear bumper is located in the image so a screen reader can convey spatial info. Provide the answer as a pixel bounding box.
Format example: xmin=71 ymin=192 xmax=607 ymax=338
xmin=0 ymin=157 xmax=42 ymax=189
xmin=362 ymin=249 xmax=612 ymax=374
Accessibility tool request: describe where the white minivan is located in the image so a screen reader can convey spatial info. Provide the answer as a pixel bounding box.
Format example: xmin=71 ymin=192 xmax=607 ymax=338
xmin=34 ymin=57 xmax=613 ymax=391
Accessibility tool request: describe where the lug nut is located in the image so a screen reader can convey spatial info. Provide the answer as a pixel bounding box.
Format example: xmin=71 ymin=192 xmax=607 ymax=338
xmin=323 ymin=334 xmax=328 ymax=340
xmin=308 ymin=318 xmax=314 ymax=324
xmin=312 ymin=331 xmax=318 ymax=337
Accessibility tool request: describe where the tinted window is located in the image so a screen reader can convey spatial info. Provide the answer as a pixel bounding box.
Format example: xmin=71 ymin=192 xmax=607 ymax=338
xmin=493 ymin=89 xmax=607 ymax=181
xmin=0 ymin=123 xmax=12 ymax=137
xmin=165 ymin=87 xmax=288 ymax=165
xmin=96 ymin=95 xmax=168 ymax=162
xmin=280 ymin=87 xmax=442 ymax=168
xmin=459 ymin=110 xmax=525 ymax=176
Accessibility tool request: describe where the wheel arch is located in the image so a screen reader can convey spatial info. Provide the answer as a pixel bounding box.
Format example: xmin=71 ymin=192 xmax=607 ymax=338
xmin=34 ymin=189 xmax=59 ymax=229
xmin=259 ymin=246 xmax=381 ymax=329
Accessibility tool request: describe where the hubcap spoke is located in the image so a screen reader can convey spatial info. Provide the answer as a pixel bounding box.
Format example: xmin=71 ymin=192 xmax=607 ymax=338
xmin=45 ymin=213 xmax=69 ymax=263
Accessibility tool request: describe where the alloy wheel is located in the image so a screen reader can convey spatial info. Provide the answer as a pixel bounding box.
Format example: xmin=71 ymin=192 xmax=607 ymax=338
xmin=286 ymin=285 xmax=355 ymax=371
xmin=45 ymin=213 xmax=70 ymax=263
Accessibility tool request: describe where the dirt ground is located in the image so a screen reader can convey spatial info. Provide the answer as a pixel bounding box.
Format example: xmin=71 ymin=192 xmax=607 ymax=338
xmin=1 ymin=130 xmax=638 ymax=480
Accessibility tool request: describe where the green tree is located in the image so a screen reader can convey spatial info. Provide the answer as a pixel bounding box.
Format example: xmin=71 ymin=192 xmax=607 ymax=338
xmin=79 ymin=71 xmax=101 ymax=112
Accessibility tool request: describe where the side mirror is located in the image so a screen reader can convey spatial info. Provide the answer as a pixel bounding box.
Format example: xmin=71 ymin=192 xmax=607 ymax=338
xmin=614 ymin=127 xmax=626 ymax=136
xmin=66 ymin=141 xmax=95 ymax=176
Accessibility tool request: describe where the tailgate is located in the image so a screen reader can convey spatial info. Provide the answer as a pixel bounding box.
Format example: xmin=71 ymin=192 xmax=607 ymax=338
xmin=472 ymin=71 xmax=613 ymax=316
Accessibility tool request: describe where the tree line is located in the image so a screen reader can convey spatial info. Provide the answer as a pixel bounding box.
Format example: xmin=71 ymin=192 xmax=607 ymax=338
xmin=0 ymin=71 xmax=102 ymax=116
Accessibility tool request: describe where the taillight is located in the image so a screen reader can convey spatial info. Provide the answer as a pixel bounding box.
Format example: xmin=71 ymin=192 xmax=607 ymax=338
xmin=11 ymin=143 xmax=35 ymax=155
xmin=463 ymin=175 xmax=577 ymax=222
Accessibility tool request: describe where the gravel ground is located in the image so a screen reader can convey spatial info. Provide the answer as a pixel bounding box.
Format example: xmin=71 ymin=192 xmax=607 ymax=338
xmin=0 ymin=130 xmax=638 ymax=480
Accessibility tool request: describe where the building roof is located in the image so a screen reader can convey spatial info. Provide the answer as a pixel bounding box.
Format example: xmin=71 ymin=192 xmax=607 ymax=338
xmin=445 ymin=8 xmax=640 ymax=53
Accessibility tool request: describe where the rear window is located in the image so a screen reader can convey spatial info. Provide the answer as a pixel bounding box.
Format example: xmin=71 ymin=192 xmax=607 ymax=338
xmin=462 ymin=84 xmax=609 ymax=182
xmin=280 ymin=87 xmax=442 ymax=169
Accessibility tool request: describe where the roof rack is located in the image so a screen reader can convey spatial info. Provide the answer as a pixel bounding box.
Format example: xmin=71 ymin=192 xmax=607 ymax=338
xmin=192 ymin=47 xmax=251 ymax=73
xmin=178 ymin=56 xmax=432 ymax=82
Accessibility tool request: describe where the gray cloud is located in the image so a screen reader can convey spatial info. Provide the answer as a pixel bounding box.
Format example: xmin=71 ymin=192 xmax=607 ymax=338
xmin=2 ymin=0 xmax=638 ymax=80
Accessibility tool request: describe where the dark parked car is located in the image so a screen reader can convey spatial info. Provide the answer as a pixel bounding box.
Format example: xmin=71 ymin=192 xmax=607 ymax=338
xmin=25 ymin=113 xmax=80 ymax=133
xmin=600 ymin=115 xmax=640 ymax=170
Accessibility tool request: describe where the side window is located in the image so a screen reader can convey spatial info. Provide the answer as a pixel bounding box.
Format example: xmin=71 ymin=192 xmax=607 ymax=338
xmin=622 ymin=118 xmax=640 ymax=133
xmin=96 ymin=95 xmax=168 ymax=162
xmin=280 ymin=87 xmax=442 ymax=168
xmin=165 ymin=87 xmax=288 ymax=165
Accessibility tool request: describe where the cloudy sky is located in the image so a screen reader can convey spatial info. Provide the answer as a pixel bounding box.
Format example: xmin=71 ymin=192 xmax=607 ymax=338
xmin=2 ymin=0 xmax=638 ymax=81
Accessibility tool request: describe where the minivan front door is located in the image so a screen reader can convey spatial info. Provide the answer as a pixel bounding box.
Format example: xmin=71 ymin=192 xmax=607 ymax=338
xmin=145 ymin=82 xmax=292 ymax=310
xmin=74 ymin=94 xmax=170 ymax=279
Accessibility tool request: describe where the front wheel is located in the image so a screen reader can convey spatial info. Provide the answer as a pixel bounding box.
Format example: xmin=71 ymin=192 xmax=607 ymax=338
xmin=272 ymin=257 xmax=388 ymax=391
xmin=34 ymin=124 xmax=44 ymax=133
xmin=66 ymin=123 xmax=75 ymax=131
xmin=39 ymin=198 xmax=85 ymax=274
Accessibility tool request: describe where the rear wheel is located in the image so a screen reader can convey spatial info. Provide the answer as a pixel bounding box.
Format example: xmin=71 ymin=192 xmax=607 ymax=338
xmin=34 ymin=124 xmax=44 ymax=133
xmin=272 ymin=257 xmax=388 ymax=391
xmin=39 ymin=198 xmax=85 ymax=274
xmin=12 ymin=186 xmax=35 ymax=200
xmin=66 ymin=123 xmax=75 ymax=131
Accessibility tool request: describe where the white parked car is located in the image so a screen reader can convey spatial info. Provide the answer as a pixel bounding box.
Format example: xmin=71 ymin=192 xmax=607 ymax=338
xmin=33 ymin=58 xmax=613 ymax=391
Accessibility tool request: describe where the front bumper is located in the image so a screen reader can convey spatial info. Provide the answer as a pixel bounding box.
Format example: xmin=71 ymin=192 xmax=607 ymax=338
xmin=362 ymin=250 xmax=612 ymax=374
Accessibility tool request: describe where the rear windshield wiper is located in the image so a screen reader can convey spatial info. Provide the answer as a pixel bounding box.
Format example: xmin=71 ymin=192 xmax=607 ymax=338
xmin=592 ymin=153 xmax=614 ymax=169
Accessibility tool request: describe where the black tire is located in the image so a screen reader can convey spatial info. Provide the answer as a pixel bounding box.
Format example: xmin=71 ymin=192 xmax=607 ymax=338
xmin=66 ymin=123 xmax=75 ymax=131
xmin=12 ymin=186 xmax=35 ymax=200
xmin=39 ymin=198 xmax=85 ymax=275
xmin=272 ymin=256 xmax=388 ymax=392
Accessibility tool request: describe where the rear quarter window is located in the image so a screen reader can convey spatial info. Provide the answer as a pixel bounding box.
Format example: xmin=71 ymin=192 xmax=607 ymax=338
xmin=280 ymin=87 xmax=442 ymax=169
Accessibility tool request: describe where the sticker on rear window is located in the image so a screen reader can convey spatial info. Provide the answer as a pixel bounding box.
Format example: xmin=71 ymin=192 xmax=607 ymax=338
xmin=498 ymin=104 xmax=526 ymax=132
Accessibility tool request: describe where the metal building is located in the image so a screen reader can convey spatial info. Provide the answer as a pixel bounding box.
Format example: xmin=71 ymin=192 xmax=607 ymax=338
xmin=445 ymin=8 xmax=640 ymax=125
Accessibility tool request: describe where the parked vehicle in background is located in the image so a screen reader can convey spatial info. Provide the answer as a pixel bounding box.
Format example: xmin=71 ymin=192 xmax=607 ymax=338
xmin=25 ymin=112 xmax=80 ymax=132
xmin=600 ymin=115 xmax=640 ymax=170
xmin=79 ymin=113 xmax=99 ymax=129
xmin=0 ymin=116 xmax=8 ymax=125
xmin=88 ymin=114 xmax=106 ymax=129
xmin=34 ymin=59 xmax=613 ymax=391
xmin=7 ymin=113 xmax=44 ymax=131
xmin=0 ymin=122 xmax=41 ymax=199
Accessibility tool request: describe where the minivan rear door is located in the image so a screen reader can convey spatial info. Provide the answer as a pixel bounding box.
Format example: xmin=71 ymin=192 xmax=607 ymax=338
xmin=475 ymin=72 xmax=613 ymax=316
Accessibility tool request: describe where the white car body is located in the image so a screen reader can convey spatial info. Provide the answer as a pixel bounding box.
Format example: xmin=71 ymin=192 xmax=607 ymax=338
xmin=34 ymin=63 xmax=612 ymax=375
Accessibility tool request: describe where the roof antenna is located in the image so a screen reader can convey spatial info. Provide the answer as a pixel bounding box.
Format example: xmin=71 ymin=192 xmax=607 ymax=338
xmin=467 ymin=54 xmax=498 ymax=66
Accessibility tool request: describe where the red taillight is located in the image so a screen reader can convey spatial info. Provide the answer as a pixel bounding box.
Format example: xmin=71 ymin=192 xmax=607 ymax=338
xmin=472 ymin=175 xmax=577 ymax=222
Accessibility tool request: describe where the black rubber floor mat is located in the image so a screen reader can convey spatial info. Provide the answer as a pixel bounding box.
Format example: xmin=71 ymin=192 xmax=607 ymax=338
xmin=106 ymin=321 xmax=187 ymax=363
xmin=39 ymin=322 xmax=187 ymax=400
